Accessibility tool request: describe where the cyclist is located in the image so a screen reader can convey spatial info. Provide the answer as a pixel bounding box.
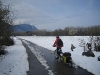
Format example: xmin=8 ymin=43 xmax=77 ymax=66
xmin=53 ymin=36 xmax=63 ymax=58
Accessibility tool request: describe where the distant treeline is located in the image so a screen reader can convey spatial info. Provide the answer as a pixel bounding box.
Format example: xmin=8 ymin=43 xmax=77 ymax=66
xmin=14 ymin=25 xmax=100 ymax=36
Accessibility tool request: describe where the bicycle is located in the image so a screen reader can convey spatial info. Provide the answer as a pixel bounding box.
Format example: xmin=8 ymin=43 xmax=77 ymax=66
xmin=54 ymin=49 xmax=73 ymax=68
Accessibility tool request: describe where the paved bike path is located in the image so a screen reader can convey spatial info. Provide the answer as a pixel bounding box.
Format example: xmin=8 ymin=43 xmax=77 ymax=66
xmin=22 ymin=41 xmax=48 ymax=75
xmin=21 ymin=40 xmax=94 ymax=75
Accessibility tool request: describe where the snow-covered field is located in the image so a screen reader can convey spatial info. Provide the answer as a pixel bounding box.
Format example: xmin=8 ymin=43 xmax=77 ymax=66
xmin=0 ymin=36 xmax=100 ymax=75
xmin=18 ymin=36 xmax=100 ymax=75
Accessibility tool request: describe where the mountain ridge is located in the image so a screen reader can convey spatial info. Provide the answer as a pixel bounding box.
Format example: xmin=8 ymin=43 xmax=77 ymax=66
xmin=13 ymin=24 xmax=38 ymax=32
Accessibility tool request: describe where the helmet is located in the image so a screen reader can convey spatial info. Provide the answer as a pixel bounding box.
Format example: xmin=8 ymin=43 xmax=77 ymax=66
xmin=56 ymin=36 xmax=59 ymax=38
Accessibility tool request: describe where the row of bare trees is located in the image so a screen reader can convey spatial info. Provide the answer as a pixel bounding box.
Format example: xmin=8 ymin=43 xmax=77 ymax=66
xmin=52 ymin=25 xmax=100 ymax=36
xmin=15 ymin=25 xmax=100 ymax=36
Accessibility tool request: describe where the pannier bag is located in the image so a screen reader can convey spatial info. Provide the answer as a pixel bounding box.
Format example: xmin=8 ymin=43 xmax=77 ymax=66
xmin=63 ymin=52 xmax=71 ymax=57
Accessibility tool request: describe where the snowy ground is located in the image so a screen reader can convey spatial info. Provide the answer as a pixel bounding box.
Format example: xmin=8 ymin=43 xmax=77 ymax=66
xmin=18 ymin=36 xmax=100 ymax=75
xmin=0 ymin=36 xmax=100 ymax=75
xmin=0 ymin=37 xmax=29 ymax=75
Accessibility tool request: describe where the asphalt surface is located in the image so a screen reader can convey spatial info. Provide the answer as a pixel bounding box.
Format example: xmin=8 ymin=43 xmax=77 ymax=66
xmin=21 ymin=40 xmax=94 ymax=75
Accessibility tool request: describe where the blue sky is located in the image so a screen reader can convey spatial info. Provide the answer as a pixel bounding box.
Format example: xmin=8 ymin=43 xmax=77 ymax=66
xmin=2 ymin=0 xmax=100 ymax=30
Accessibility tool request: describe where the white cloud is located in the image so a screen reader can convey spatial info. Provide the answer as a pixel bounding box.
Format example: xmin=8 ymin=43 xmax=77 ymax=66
xmin=6 ymin=1 xmax=56 ymax=25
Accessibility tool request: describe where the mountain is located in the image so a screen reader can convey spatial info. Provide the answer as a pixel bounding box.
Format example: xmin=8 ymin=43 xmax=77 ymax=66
xmin=13 ymin=24 xmax=38 ymax=32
